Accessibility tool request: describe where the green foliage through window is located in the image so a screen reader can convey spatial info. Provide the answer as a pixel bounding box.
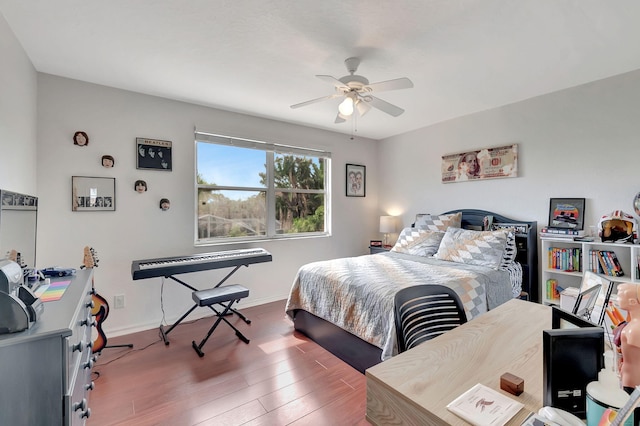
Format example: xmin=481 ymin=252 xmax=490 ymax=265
xmin=196 ymin=133 xmax=330 ymax=243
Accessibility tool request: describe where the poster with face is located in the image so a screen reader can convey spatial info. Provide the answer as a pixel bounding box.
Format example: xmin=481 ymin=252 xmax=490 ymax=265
xmin=441 ymin=144 xmax=518 ymax=183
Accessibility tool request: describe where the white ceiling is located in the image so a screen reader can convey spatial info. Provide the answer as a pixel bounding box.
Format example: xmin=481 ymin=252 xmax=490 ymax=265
xmin=2 ymin=1 xmax=640 ymax=140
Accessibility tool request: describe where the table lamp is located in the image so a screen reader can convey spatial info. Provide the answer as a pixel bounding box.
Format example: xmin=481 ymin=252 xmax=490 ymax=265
xmin=379 ymin=216 xmax=396 ymax=247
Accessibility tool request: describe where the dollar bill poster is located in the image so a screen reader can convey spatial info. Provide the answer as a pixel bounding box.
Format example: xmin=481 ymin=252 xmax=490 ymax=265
xmin=441 ymin=144 xmax=518 ymax=183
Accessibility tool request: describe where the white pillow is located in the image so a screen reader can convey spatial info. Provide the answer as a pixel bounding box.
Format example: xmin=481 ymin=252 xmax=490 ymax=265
xmin=414 ymin=212 xmax=462 ymax=232
xmin=434 ymin=227 xmax=508 ymax=269
xmin=391 ymin=228 xmax=445 ymax=257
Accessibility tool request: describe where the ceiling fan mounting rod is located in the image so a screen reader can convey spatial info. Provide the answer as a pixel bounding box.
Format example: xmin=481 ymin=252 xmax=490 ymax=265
xmin=344 ymin=57 xmax=360 ymax=74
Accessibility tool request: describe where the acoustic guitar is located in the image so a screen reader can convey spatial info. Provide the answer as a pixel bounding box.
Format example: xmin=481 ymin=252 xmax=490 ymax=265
xmin=81 ymin=246 xmax=110 ymax=353
xmin=599 ymin=385 xmax=640 ymax=425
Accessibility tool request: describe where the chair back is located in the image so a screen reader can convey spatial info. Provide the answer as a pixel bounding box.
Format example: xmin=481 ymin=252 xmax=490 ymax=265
xmin=394 ymin=285 xmax=467 ymax=353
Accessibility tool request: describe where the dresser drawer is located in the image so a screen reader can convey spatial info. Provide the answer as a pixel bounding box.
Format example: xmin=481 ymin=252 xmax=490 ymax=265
xmin=66 ymin=346 xmax=94 ymax=425
xmin=65 ymin=291 xmax=93 ymax=389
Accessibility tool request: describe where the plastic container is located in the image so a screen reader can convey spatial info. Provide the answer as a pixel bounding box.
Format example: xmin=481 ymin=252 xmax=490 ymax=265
xmin=586 ymin=352 xmax=633 ymax=426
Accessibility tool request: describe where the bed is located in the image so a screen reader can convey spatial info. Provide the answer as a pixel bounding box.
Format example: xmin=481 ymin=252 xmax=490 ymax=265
xmin=285 ymin=209 xmax=538 ymax=373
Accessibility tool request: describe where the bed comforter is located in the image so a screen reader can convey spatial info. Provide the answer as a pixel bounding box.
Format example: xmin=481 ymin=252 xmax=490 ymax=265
xmin=285 ymin=251 xmax=514 ymax=359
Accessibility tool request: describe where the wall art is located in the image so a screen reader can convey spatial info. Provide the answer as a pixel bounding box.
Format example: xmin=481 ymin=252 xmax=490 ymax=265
xmin=136 ymin=137 xmax=172 ymax=171
xmin=346 ymin=163 xmax=365 ymax=197
xmin=441 ymin=144 xmax=518 ymax=183
xmin=72 ymin=176 xmax=115 ymax=211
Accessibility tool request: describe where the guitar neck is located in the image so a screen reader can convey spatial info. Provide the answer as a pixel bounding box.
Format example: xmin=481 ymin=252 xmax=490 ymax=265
xmin=613 ymin=386 xmax=640 ymax=426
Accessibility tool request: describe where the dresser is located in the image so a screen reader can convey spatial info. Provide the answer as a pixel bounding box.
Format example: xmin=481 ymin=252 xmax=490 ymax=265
xmin=0 ymin=269 xmax=95 ymax=425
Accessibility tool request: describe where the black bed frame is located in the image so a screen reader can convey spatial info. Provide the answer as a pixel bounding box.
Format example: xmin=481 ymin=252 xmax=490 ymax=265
xmin=290 ymin=209 xmax=538 ymax=373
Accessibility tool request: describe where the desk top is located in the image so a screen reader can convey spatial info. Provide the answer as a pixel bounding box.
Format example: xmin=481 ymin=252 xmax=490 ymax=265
xmin=366 ymin=299 xmax=551 ymax=425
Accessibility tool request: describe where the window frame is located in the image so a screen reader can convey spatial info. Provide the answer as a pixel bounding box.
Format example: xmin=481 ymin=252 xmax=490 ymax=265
xmin=194 ymin=131 xmax=331 ymax=245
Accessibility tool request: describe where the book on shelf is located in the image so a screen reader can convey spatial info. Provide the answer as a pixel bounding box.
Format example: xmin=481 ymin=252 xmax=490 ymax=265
xmin=594 ymin=250 xmax=624 ymax=277
xmin=446 ymin=383 xmax=523 ymax=426
xmin=546 ymin=278 xmax=561 ymax=301
xmin=540 ymin=227 xmax=585 ymax=236
xmin=547 ymin=247 xmax=581 ymax=272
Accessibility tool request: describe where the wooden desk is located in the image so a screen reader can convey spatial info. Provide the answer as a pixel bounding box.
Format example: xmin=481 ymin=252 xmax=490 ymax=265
xmin=366 ymin=299 xmax=551 ymax=425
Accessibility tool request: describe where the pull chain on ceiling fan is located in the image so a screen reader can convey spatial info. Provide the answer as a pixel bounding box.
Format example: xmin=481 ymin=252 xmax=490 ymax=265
xmin=291 ymin=57 xmax=413 ymax=124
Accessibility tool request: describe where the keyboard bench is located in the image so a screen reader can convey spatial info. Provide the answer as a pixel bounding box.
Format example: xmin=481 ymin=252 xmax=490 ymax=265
xmin=193 ymin=284 xmax=249 ymax=306
xmin=190 ymin=284 xmax=250 ymax=357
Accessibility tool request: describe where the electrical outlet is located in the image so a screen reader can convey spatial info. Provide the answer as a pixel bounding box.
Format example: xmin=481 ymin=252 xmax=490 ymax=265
xmin=114 ymin=294 xmax=125 ymax=309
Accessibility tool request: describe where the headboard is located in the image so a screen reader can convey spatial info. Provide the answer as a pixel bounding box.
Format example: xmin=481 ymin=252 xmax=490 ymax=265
xmin=437 ymin=209 xmax=538 ymax=302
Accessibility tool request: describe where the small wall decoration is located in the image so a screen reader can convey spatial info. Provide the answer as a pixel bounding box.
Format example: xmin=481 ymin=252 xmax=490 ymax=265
xmin=136 ymin=137 xmax=172 ymax=171
xmin=346 ymin=163 xmax=366 ymax=197
xmin=134 ymin=180 xmax=147 ymax=193
xmin=441 ymin=144 xmax=518 ymax=183
xmin=73 ymin=131 xmax=89 ymax=147
xmin=1 ymin=190 xmax=37 ymax=210
xmin=72 ymin=176 xmax=115 ymax=211
xmin=101 ymin=155 xmax=115 ymax=168
xmin=548 ymin=198 xmax=585 ymax=230
xmin=159 ymin=198 xmax=171 ymax=211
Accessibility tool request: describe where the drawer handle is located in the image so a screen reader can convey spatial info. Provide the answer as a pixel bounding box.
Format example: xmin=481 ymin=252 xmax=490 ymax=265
xmin=86 ymin=299 xmax=95 ymax=309
xmin=81 ymin=317 xmax=97 ymax=327
xmin=83 ymin=358 xmax=94 ymax=369
xmin=86 ymin=381 xmax=95 ymax=391
xmin=81 ymin=408 xmax=91 ymax=419
xmin=73 ymin=398 xmax=87 ymax=412
xmin=72 ymin=341 xmax=84 ymax=352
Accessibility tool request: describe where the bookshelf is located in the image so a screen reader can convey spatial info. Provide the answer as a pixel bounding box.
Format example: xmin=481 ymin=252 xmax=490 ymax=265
xmin=540 ymin=237 xmax=640 ymax=305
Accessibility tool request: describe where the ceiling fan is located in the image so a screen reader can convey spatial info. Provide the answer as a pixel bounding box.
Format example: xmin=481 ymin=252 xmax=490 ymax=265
xmin=290 ymin=57 xmax=414 ymax=124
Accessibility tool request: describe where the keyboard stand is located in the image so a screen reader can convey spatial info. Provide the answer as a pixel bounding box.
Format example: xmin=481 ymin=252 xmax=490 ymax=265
xmin=158 ymin=265 xmax=251 ymax=345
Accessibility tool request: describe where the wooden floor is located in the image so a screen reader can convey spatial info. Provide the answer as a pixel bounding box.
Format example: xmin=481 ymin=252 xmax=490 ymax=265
xmin=87 ymin=300 xmax=370 ymax=426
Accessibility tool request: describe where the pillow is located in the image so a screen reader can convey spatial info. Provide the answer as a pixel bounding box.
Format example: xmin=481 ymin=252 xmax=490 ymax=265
xmin=434 ymin=227 xmax=508 ymax=269
xmin=499 ymin=230 xmax=517 ymax=269
xmin=414 ymin=212 xmax=462 ymax=232
xmin=391 ymin=228 xmax=445 ymax=257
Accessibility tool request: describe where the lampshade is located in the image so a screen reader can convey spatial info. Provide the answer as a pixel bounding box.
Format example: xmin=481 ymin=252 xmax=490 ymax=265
xmin=379 ymin=215 xmax=395 ymax=233
xmin=338 ymin=95 xmax=355 ymax=116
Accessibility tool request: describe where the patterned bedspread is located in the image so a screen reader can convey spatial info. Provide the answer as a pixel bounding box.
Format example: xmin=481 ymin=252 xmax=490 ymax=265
xmin=285 ymin=251 xmax=513 ymax=359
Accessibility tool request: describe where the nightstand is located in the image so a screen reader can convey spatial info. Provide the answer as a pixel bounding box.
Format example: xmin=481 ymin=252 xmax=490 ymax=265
xmin=369 ymin=246 xmax=391 ymax=254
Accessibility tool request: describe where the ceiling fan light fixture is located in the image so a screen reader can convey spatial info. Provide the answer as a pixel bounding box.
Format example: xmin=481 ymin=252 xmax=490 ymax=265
xmin=338 ymin=96 xmax=354 ymax=116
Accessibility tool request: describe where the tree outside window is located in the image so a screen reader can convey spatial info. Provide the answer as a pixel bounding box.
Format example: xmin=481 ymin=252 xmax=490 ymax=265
xmin=196 ymin=134 xmax=329 ymax=243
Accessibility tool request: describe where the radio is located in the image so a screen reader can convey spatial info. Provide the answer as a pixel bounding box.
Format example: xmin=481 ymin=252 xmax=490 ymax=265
xmin=0 ymin=259 xmax=44 ymax=334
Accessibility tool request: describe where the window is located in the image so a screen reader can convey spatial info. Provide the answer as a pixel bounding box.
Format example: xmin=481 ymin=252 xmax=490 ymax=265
xmin=195 ymin=131 xmax=330 ymax=244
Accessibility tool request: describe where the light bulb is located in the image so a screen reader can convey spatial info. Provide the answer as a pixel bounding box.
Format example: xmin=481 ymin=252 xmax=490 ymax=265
xmin=338 ymin=96 xmax=354 ymax=116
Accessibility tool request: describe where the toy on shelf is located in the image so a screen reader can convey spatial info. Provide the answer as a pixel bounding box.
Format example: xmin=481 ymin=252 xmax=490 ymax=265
xmin=598 ymin=210 xmax=637 ymax=244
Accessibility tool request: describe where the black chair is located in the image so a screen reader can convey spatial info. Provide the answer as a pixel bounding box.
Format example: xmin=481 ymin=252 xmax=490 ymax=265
xmin=394 ymin=285 xmax=467 ymax=353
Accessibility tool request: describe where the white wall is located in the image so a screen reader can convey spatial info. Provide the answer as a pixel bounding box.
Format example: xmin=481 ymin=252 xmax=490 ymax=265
xmin=36 ymin=74 xmax=380 ymax=336
xmin=380 ymin=69 xmax=640 ymax=228
xmin=0 ymin=13 xmax=37 ymax=194
xmin=379 ymin=69 xmax=640 ymax=293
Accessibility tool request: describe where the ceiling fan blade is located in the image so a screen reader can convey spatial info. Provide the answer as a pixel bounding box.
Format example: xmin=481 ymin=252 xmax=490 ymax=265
xmin=316 ymin=75 xmax=349 ymax=91
xmin=335 ymin=113 xmax=347 ymax=124
xmin=367 ymin=96 xmax=405 ymax=117
xmin=355 ymin=99 xmax=372 ymax=117
xmin=290 ymin=93 xmax=341 ymax=109
xmin=365 ymin=77 xmax=413 ymax=93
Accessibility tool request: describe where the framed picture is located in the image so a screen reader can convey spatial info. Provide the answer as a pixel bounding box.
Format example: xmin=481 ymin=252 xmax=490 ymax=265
xmin=441 ymin=144 xmax=518 ymax=183
xmin=370 ymin=240 xmax=383 ymax=247
xmin=136 ymin=137 xmax=172 ymax=171
xmin=72 ymin=176 xmax=115 ymax=211
xmin=346 ymin=163 xmax=366 ymax=197
xmin=548 ymin=198 xmax=585 ymax=230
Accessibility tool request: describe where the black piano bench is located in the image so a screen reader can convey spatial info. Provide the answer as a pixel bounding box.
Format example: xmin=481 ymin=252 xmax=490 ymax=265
xmin=191 ymin=284 xmax=250 ymax=357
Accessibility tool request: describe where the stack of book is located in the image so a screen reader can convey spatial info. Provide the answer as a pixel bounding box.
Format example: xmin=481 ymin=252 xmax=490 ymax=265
xmin=540 ymin=227 xmax=585 ymax=239
xmin=545 ymin=278 xmax=562 ymax=301
xmin=589 ymin=249 xmax=624 ymax=277
xmin=547 ymin=247 xmax=582 ymax=272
